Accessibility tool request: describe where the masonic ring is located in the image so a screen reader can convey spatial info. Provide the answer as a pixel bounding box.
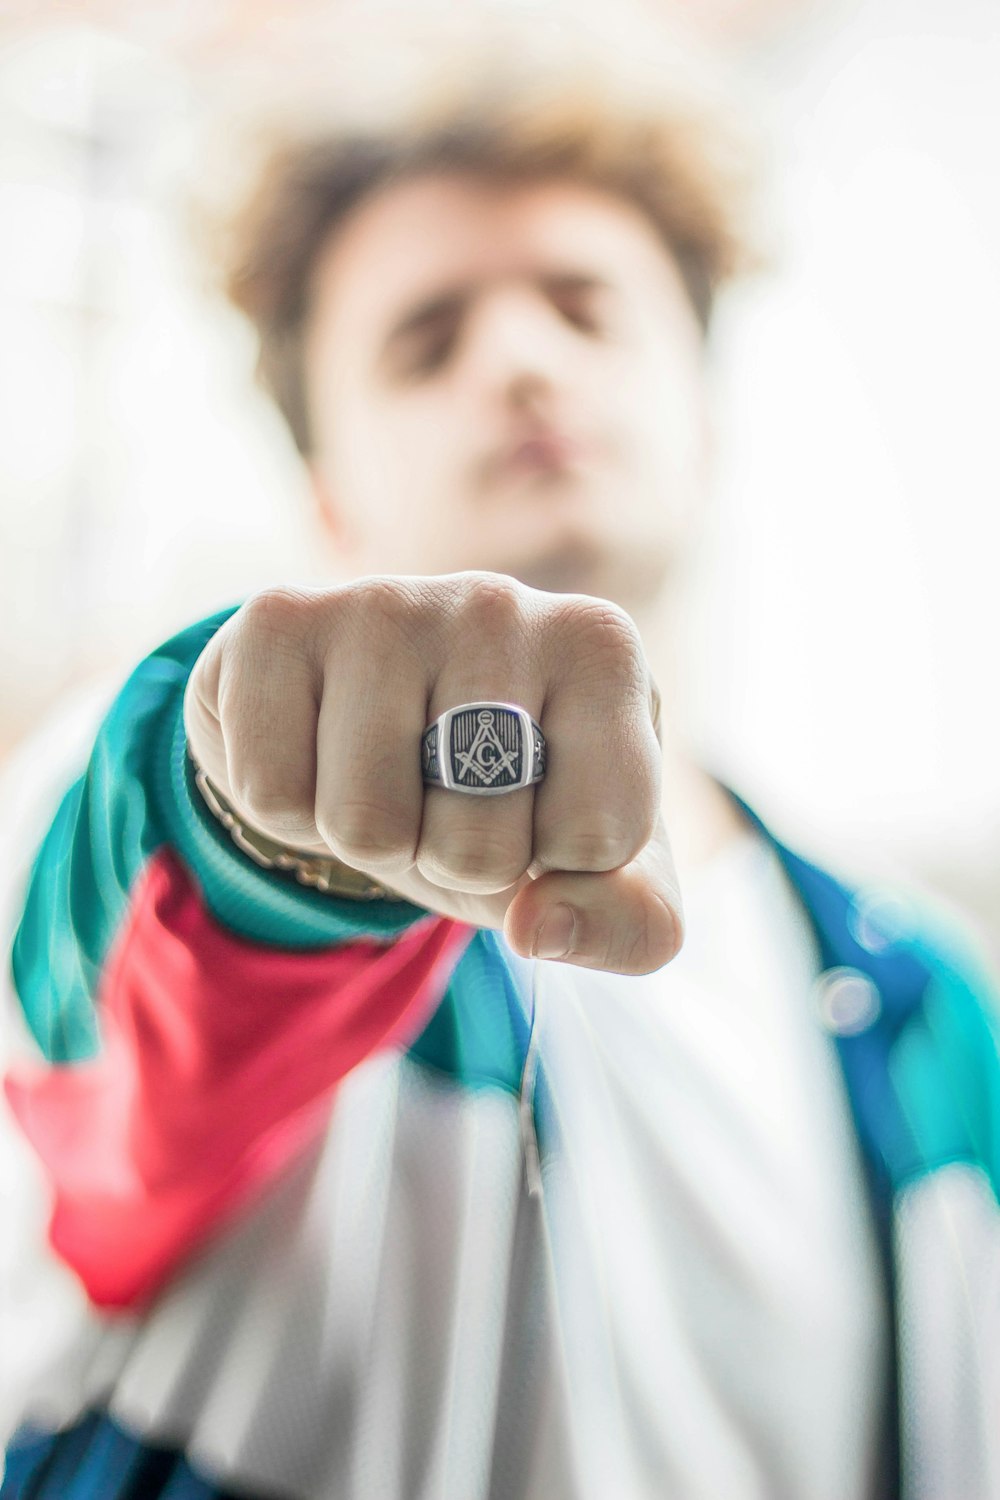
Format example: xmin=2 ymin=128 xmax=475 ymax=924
xmin=421 ymin=702 xmax=546 ymax=795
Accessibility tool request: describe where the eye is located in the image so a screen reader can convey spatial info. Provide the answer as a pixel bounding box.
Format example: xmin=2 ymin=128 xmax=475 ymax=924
xmin=551 ymin=286 xmax=611 ymax=338
xmin=392 ymin=309 xmax=462 ymax=381
xmin=409 ymin=332 xmax=456 ymax=374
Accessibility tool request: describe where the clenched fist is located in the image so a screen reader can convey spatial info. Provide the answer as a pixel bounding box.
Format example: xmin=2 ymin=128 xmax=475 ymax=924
xmin=183 ymin=573 xmax=683 ymax=974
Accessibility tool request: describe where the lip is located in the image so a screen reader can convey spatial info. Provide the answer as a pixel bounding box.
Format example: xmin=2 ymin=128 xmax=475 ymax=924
xmin=495 ymin=428 xmax=588 ymax=479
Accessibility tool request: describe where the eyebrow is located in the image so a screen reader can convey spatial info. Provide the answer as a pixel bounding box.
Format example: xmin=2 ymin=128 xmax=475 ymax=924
xmin=377 ymin=269 xmax=616 ymax=368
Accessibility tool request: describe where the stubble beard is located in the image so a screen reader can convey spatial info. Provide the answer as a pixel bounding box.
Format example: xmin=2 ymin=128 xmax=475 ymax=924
xmin=491 ymin=533 xmax=675 ymax=615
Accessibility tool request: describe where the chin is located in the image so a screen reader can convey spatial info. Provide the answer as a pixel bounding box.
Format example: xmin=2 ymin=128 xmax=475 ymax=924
xmin=493 ymin=537 xmax=671 ymax=609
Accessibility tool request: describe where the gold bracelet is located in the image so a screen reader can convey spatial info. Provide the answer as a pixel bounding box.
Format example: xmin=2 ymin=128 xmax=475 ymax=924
xmin=190 ymin=753 xmax=401 ymax=902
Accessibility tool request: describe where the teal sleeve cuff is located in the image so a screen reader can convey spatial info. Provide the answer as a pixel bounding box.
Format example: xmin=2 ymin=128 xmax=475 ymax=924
xmin=11 ymin=604 xmax=250 ymax=1063
xmin=10 ymin=602 xmax=434 ymax=1065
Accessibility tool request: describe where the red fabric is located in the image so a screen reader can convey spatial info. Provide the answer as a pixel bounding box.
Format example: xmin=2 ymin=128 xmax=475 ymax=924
xmin=4 ymin=846 xmax=474 ymax=1310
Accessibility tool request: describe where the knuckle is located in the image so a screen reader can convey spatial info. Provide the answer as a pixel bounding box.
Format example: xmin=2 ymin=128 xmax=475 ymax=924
xmin=339 ymin=577 xmax=437 ymax=660
xmin=553 ymin=597 xmax=643 ymax=672
xmin=418 ymin=827 xmax=527 ymax=891
xmin=544 ymin=823 xmax=637 ymax=874
xmin=348 ymin=576 xmax=420 ymax=627
xmin=320 ymin=799 xmax=414 ymax=868
xmin=238 ymin=586 xmax=317 ymax=643
xmin=235 ymin=784 xmax=316 ymax=844
xmin=453 ymin=573 xmax=526 ymax=632
xmin=229 ymin=589 xmax=321 ymax=692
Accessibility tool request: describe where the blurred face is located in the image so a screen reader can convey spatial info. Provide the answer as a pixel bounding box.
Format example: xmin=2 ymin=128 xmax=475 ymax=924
xmin=304 ymin=170 xmax=711 ymax=610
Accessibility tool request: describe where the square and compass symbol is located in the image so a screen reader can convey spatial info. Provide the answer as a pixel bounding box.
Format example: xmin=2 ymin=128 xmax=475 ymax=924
xmin=422 ymin=702 xmax=546 ymax=794
xmin=449 ymin=705 xmax=523 ymax=789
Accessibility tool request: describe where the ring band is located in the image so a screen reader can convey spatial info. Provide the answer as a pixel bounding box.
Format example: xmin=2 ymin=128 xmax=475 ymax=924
xmin=422 ymin=702 xmax=546 ymax=795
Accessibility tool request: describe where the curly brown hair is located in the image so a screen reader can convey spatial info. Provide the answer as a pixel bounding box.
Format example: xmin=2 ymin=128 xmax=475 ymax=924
xmin=213 ymin=2 xmax=766 ymax=457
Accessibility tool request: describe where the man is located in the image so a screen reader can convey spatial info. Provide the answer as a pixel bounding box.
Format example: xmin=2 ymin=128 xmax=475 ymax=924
xmin=2 ymin=5 xmax=999 ymax=1499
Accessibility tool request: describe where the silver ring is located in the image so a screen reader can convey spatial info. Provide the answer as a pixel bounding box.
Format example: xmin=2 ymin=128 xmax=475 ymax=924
xmin=422 ymin=702 xmax=546 ymax=795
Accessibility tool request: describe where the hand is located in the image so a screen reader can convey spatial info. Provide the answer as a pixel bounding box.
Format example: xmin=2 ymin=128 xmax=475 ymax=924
xmin=183 ymin=573 xmax=683 ymax=974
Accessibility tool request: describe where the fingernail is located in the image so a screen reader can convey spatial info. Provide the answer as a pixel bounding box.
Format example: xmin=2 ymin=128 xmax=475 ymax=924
xmin=532 ymin=904 xmax=577 ymax=960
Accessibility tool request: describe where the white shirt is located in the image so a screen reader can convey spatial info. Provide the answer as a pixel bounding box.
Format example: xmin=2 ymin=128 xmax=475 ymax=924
xmin=1 ymin=701 xmax=892 ymax=1498
xmin=524 ymin=828 xmax=892 ymax=1497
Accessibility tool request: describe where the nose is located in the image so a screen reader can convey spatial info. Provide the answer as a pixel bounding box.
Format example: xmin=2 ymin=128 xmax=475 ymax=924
xmin=463 ymin=284 xmax=571 ymax=411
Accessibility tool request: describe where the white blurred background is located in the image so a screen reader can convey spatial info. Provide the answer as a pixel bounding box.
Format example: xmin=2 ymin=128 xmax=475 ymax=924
xmin=0 ymin=0 xmax=997 ymax=951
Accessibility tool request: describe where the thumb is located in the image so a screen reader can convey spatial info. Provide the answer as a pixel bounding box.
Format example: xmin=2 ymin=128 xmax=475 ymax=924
xmin=502 ymin=813 xmax=684 ymax=975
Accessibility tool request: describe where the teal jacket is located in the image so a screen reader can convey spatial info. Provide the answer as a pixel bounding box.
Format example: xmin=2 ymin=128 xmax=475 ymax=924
xmin=3 ymin=604 xmax=1000 ymax=1500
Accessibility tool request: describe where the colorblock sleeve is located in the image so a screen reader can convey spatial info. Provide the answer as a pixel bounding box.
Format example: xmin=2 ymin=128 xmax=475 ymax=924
xmin=3 ymin=604 xmax=474 ymax=1309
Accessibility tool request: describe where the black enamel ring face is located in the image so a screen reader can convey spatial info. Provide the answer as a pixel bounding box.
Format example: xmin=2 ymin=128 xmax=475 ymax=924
xmin=421 ymin=703 xmax=546 ymax=795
